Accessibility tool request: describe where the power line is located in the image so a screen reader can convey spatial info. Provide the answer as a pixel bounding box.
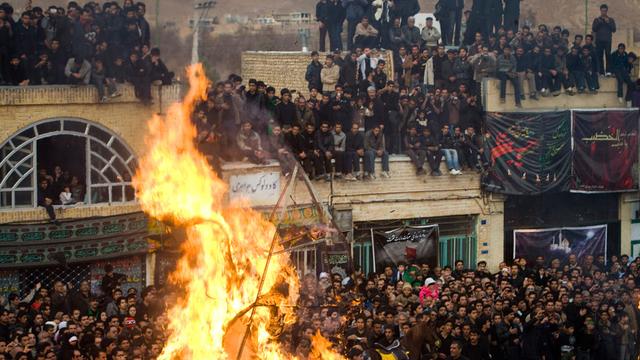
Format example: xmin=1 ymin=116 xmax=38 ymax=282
xmin=191 ymin=1 xmax=216 ymax=64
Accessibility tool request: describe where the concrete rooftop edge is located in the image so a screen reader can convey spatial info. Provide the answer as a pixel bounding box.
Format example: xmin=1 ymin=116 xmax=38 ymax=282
xmin=0 ymin=83 xmax=183 ymax=106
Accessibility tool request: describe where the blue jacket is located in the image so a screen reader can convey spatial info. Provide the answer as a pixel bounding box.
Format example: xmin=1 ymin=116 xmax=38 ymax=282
xmin=610 ymin=51 xmax=631 ymax=73
xmin=342 ymin=0 xmax=368 ymax=22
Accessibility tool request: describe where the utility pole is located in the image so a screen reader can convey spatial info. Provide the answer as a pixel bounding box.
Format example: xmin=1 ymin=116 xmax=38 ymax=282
xmin=584 ymin=0 xmax=589 ymax=36
xmin=154 ymin=0 xmax=160 ymax=45
xmin=191 ymin=1 xmax=216 ymax=64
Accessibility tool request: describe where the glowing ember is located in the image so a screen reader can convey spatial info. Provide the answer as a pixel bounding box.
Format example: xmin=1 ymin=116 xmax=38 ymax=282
xmin=310 ymin=331 xmax=343 ymax=360
xmin=133 ymin=64 xmax=341 ymax=359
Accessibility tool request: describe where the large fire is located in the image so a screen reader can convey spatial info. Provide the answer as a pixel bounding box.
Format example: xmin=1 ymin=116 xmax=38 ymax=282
xmin=133 ymin=64 xmax=342 ymax=359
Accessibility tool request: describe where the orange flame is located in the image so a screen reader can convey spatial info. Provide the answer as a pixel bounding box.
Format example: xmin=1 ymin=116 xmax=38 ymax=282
xmin=310 ymin=331 xmax=343 ymax=360
xmin=133 ymin=64 xmax=342 ymax=359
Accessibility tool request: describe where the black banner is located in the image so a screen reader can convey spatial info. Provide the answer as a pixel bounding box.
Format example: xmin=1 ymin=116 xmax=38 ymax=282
xmin=482 ymin=112 xmax=571 ymax=195
xmin=572 ymin=110 xmax=639 ymax=192
xmin=372 ymin=225 xmax=438 ymax=271
xmin=514 ymin=225 xmax=607 ymax=264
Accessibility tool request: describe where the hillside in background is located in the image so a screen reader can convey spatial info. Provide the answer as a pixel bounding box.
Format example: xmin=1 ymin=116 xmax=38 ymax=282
xmin=9 ymin=0 xmax=640 ymax=76
xmin=10 ymin=0 xmax=639 ymax=34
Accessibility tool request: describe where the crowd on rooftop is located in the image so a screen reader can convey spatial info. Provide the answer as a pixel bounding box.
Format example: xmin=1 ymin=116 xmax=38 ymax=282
xmin=314 ymin=0 xmax=638 ymax=106
xmin=0 ymin=0 xmax=173 ymax=103
xmin=190 ymin=2 xmax=639 ymax=183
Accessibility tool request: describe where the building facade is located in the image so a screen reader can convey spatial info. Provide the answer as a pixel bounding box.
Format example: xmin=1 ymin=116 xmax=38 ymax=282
xmin=0 ymin=51 xmax=636 ymax=296
xmin=0 ymin=84 xmax=180 ymax=295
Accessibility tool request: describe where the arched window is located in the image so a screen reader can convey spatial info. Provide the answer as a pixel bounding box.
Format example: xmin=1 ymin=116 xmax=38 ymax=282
xmin=0 ymin=118 xmax=137 ymax=208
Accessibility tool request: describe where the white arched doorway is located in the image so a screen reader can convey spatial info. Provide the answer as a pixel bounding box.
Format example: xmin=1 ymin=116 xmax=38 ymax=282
xmin=0 ymin=118 xmax=137 ymax=208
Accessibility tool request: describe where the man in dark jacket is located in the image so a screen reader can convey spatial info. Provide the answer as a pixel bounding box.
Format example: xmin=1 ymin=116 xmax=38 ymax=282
xmin=13 ymin=12 xmax=37 ymax=62
xmin=332 ymin=86 xmax=353 ymax=129
xmin=433 ymin=45 xmax=447 ymax=88
xmin=539 ymin=47 xmax=560 ymax=96
xmin=346 ymin=123 xmax=365 ymax=178
xmin=303 ymin=123 xmax=323 ymax=178
xmin=442 ymin=49 xmax=457 ymax=81
xmin=327 ymin=0 xmax=345 ymax=51
xmin=421 ymin=127 xmax=443 ymax=176
xmin=503 ymin=0 xmax=521 ymax=32
xmin=315 ymin=122 xmax=335 ymax=180
xmin=275 ymin=89 xmax=298 ymax=129
xmin=316 ymin=0 xmax=330 ymax=52
xmin=340 ymin=52 xmax=358 ymax=89
xmin=452 ymin=0 xmax=464 ymax=45
xmin=7 ymin=57 xmax=30 ymax=86
xmin=104 ymin=3 xmax=124 ymax=53
xmin=464 ymin=0 xmax=490 ymax=44
xmin=305 ymin=51 xmax=323 ymax=91
xmin=37 ymin=178 xmax=57 ymax=223
xmin=591 ymin=4 xmax=616 ymax=75
xmin=395 ymin=0 xmax=420 ymax=26
xmin=582 ymin=35 xmax=600 ymax=89
xmin=286 ymin=124 xmax=313 ymax=175
xmin=30 ymin=52 xmax=53 ymax=85
xmin=343 ymin=0 xmax=368 ymax=51
xmin=404 ymin=125 xmax=426 ymax=175
xmin=137 ymin=3 xmax=150 ymax=46
xmin=47 ymin=39 xmax=68 ymax=84
xmin=435 ymin=0 xmax=456 ymax=45
xmin=461 ymin=125 xmax=484 ymax=170
xmin=401 ymin=16 xmax=421 ymax=49
xmin=245 ymin=79 xmax=267 ymax=134
xmin=363 ymin=125 xmax=390 ymax=179
xmin=566 ymin=46 xmax=585 ymax=93
xmin=388 ymin=17 xmax=404 ymax=52
xmin=579 ymin=46 xmax=598 ymax=93
xmin=108 ymin=55 xmax=127 ymax=84
xmin=72 ymin=9 xmax=96 ymax=59
xmin=380 ymin=81 xmax=401 ymax=154
xmin=515 ymin=47 xmax=538 ymax=99
xmin=496 ymin=46 xmax=522 ymax=107
xmin=0 ymin=16 xmax=10 ymax=84
xmin=122 ymin=19 xmax=142 ymax=57
xmin=148 ymin=48 xmax=173 ymax=85
xmin=610 ymin=43 xmax=635 ymax=104
xmin=126 ymin=52 xmax=151 ymax=104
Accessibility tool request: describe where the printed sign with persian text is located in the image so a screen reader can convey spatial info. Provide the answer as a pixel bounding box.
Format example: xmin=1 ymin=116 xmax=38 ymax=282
xmin=229 ymin=172 xmax=280 ymax=206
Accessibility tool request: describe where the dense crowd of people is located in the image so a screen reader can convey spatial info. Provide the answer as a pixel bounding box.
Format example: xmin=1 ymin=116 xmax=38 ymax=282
xmin=192 ymin=71 xmax=486 ymax=181
xmin=291 ymin=254 xmax=640 ymax=360
xmin=0 ymin=0 xmax=173 ymax=103
xmin=192 ymin=4 xmax=639 ymax=182
xmin=4 ymin=251 xmax=640 ymax=360
xmin=0 ymin=264 xmax=166 ymax=360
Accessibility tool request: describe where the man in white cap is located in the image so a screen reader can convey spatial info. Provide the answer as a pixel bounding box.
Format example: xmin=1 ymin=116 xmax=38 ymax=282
xmin=419 ymin=277 xmax=440 ymax=306
xmin=318 ymin=272 xmax=331 ymax=291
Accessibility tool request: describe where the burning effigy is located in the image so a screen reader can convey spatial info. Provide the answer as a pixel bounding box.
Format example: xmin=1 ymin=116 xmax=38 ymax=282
xmin=132 ymin=64 xmax=341 ymax=359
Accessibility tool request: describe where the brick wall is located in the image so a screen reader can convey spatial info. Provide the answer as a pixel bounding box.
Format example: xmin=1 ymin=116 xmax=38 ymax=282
xmin=241 ymin=51 xmax=394 ymax=94
xmin=221 ymin=158 xmax=486 ymax=222
xmin=0 ymin=204 xmax=142 ymax=223
xmin=483 ymin=77 xmax=623 ymax=112
xmin=0 ymin=84 xmax=182 ymax=157
xmin=220 ymin=158 xmax=505 ymax=270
